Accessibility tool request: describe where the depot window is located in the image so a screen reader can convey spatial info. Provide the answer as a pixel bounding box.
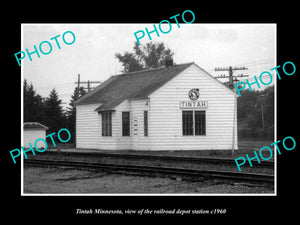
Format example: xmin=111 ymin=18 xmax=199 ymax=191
xmin=144 ymin=111 xmax=148 ymax=136
xmin=102 ymin=112 xmax=112 ymax=136
xmin=122 ymin=112 xmax=130 ymax=136
xmin=182 ymin=110 xmax=206 ymax=136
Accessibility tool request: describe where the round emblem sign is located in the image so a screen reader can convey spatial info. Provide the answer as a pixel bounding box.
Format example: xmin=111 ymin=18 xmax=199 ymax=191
xmin=188 ymin=88 xmax=199 ymax=101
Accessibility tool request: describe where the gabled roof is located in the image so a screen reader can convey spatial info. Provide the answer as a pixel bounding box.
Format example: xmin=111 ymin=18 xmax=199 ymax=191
xmin=75 ymin=62 xmax=194 ymax=112
xmin=24 ymin=122 xmax=48 ymax=130
xmin=75 ymin=62 xmax=233 ymax=112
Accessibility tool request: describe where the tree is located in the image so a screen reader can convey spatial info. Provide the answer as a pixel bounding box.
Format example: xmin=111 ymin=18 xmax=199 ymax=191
xmin=66 ymin=87 xmax=86 ymax=143
xmin=23 ymin=79 xmax=44 ymax=122
xmin=115 ymin=41 xmax=175 ymax=73
xmin=43 ymin=88 xmax=65 ymax=133
xmin=237 ymin=86 xmax=274 ymax=139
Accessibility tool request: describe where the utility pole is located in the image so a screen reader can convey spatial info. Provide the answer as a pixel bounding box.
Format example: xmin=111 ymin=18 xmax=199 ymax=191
xmin=232 ymin=87 xmax=237 ymax=155
xmin=214 ymin=66 xmax=249 ymax=155
xmin=77 ymin=74 xmax=80 ymax=90
xmin=75 ymin=74 xmax=102 ymax=92
xmin=214 ymin=66 xmax=249 ymax=88
xmin=259 ymin=94 xmax=265 ymax=132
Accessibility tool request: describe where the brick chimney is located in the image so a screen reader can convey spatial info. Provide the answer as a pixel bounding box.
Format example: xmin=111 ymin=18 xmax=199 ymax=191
xmin=165 ymin=57 xmax=173 ymax=68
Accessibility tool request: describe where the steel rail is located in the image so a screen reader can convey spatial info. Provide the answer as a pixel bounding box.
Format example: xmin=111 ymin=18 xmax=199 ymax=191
xmin=42 ymin=150 xmax=274 ymax=167
xmin=25 ymin=159 xmax=274 ymax=186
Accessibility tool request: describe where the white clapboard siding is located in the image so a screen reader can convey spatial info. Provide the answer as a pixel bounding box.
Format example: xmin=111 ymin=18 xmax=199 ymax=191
xmin=148 ymin=64 xmax=238 ymax=150
xmin=76 ymin=63 xmax=237 ymax=151
xmin=97 ymin=99 xmax=150 ymax=150
xmin=76 ymin=104 xmax=100 ymax=149
xmin=99 ymin=100 xmax=130 ymax=150
xmin=23 ymin=129 xmax=46 ymax=148
xmin=129 ymin=99 xmax=151 ymax=150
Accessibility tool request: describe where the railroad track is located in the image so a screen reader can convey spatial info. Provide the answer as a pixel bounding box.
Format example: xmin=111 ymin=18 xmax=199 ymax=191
xmin=25 ymin=158 xmax=274 ymax=187
xmin=43 ymin=150 xmax=274 ymax=168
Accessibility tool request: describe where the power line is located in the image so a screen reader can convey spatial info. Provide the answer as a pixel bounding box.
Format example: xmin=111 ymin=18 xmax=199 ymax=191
xmin=74 ymin=74 xmax=102 ymax=92
xmin=214 ymin=66 xmax=249 ymax=88
xmin=205 ymin=58 xmax=276 ymax=73
xmin=229 ymin=58 xmax=275 ymax=68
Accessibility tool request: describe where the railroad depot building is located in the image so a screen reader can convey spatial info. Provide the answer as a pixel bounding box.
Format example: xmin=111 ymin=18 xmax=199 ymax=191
xmin=75 ymin=62 xmax=238 ymax=151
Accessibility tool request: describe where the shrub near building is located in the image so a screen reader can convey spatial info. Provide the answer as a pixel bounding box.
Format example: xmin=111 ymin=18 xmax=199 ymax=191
xmin=237 ymin=87 xmax=274 ymax=139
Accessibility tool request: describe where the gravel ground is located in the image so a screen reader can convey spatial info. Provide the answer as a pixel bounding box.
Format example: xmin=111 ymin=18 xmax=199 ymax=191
xmin=28 ymin=152 xmax=274 ymax=175
xmin=23 ymin=167 xmax=274 ymax=194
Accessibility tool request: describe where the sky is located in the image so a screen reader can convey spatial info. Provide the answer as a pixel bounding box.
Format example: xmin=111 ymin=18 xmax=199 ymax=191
xmin=22 ymin=23 xmax=276 ymax=108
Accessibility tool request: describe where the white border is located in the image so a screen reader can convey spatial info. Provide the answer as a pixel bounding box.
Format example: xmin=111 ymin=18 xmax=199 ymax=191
xmin=21 ymin=23 xmax=277 ymax=196
xmin=21 ymin=24 xmax=24 ymax=194
xmin=274 ymin=24 xmax=277 ymax=195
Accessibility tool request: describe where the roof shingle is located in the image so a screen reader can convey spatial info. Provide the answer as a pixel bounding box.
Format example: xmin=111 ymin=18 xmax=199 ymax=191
xmin=75 ymin=62 xmax=194 ymax=112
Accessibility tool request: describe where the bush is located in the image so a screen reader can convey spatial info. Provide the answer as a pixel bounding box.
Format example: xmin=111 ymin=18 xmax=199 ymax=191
xmin=238 ymin=126 xmax=274 ymax=139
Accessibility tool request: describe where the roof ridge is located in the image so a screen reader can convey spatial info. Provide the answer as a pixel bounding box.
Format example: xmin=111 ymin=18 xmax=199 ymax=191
xmin=76 ymin=62 xmax=195 ymax=107
xmin=118 ymin=66 xmax=163 ymax=76
xmin=112 ymin=62 xmax=194 ymax=77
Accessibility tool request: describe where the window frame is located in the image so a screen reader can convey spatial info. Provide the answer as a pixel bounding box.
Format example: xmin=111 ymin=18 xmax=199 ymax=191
xmin=122 ymin=111 xmax=130 ymax=136
xmin=182 ymin=110 xmax=206 ymax=136
xmin=182 ymin=111 xmax=194 ymax=136
xmin=195 ymin=110 xmax=206 ymax=135
xmin=144 ymin=111 xmax=148 ymax=136
xmin=102 ymin=112 xmax=112 ymax=136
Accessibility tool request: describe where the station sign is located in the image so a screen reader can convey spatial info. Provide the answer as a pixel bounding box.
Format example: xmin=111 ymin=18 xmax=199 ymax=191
xmin=180 ymin=101 xmax=208 ymax=109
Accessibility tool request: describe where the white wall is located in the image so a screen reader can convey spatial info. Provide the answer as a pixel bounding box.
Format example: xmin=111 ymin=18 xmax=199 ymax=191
xmin=99 ymin=101 xmax=129 ymax=150
xmin=128 ymin=99 xmax=150 ymax=150
xmin=23 ymin=129 xmax=46 ymax=149
xmin=76 ymin=103 xmax=100 ymax=149
xmin=148 ymin=64 xmax=238 ymax=150
xmin=105 ymin=99 xmax=150 ymax=150
xmin=76 ymin=64 xmax=238 ymax=151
